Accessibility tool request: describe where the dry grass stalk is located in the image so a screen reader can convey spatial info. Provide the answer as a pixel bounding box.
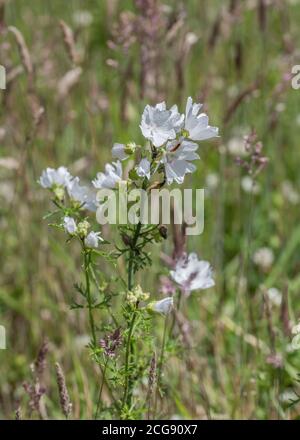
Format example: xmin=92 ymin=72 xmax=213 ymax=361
xmin=55 ymin=362 xmax=72 ymax=419
xmin=59 ymin=20 xmax=80 ymax=65
xmin=8 ymin=26 xmax=33 ymax=78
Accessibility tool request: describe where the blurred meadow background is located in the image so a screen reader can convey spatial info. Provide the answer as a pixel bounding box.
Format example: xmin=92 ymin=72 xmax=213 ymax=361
xmin=1 ymin=0 xmax=300 ymax=419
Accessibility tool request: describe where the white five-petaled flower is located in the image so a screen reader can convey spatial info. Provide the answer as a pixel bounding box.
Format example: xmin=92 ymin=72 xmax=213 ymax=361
xmin=63 ymin=216 xmax=77 ymax=234
xmin=151 ymin=297 xmax=174 ymax=315
xmin=184 ymin=97 xmax=219 ymax=141
xmin=84 ymin=231 xmax=103 ymax=248
xmin=92 ymin=161 xmax=122 ymax=189
xmin=140 ymin=102 xmax=184 ymax=147
xmin=162 ymin=138 xmax=199 ymax=184
xmin=170 ymin=252 xmax=215 ymax=294
xmin=38 ymin=166 xmax=71 ymax=189
xmin=67 ymin=177 xmax=98 ymax=211
xmin=136 ymin=158 xmax=151 ymax=180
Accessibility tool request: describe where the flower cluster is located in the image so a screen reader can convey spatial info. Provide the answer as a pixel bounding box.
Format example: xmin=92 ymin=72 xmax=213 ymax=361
xmin=112 ymin=97 xmax=218 ymax=185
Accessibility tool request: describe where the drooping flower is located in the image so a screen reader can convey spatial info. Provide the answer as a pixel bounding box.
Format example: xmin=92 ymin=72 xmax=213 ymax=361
xmin=84 ymin=231 xmax=103 ymax=248
xmin=140 ymin=102 xmax=184 ymax=147
xmin=136 ymin=158 xmax=151 ymax=179
xmin=162 ymin=138 xmax=199 ymax=184
xmin=63 ymin=216 xmax=77 ymax=234
xmin=184 ymin=97 xmax=219 ymax=141
xmin=148 ymin=297 xmax=174 ymax=315
xmin=38 ymin=167 xmax=71 ymax=189
xmin=92 ymin=161 xmax=122 ymax=189
xmin=112 ymin=142 xmax=136 ymax=161
xmin=170 ymin=252 xmax=215 ymax=294
xmin=67 ymin=177 xmax=98 ymax=211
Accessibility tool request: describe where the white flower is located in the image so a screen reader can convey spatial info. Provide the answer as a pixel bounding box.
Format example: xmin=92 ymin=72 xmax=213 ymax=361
xmin=92 ymin=161 xmax=122 ymax=189
xmin=84 ymin=231 xmax=103 ymax=248
xmin=267 ymin=287 xmax=282 ymax=307
xmin=205 ymin=173 xmax=219 ymax=190
xmin=112 ymin=143 xmax=128 ymax=161
xmin=227 ymin=137 xmax=247 ymax=156
xmin=67 ymin=177 xmax=98 ymax=211
xmin=170 ymin=252 xmax=215 ymax=294
xmin=292 ymin=322 xmax=300 ymax=335
xmin=136 ymin=158 xmax=151 ymax=179
xmin=63 ymin=216 xmax=77 ymax=234
xmin=241 ymin=176 xmax=260 ymax=194
xmin=281 ymin=181 xmax=299 ymax=205
xmin=38 ymin=166 xmax=71 ymax=189
xmin=184 ymin=97 xmax=218 ymax=141
xmin=162 ymin=138 xmax=199 ymax=184
xmin=140 ymin=102 xmax=184 ymax=147
xmin=291 ymin=334 xmax=300 ymax=350
xmin=253 ymin=247 xmax=274 ymax=271
xmin=151 ymin=297 xmax=174 ymax=315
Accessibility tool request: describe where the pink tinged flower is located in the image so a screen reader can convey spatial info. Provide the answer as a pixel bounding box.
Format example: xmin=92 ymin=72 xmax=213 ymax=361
xmin=67 ymin=177 xmax=98 ymax=211
xmin=184 ymin=97 xmax=219 ymax=141
xmin=92 ymin=161 xmax=122 ymax=189
xmin=38 ymin=166 xmax=71 ymax=188
xmin=63 ymin=216 xmax=77 ymax=234
xmin=163 ymin=138 xmax=199 ymax=184
xmin=136 ymin=158 xmax=151 ymax=179
xmin=84 ymin=231 xmax=103 ymax=248
xmin=140 ymin=101 xmax=184 ymax=147
xmin=152 ymin=297 xmax=174 ymax=315
xmin=170 ymin=252 xmax=215 ymax=294
xmin=112 ymin=143 xmax=128 ymax=161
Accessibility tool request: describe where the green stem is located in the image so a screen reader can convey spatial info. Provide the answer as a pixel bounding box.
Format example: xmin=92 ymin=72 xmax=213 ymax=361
xmin=154 ymin=315 xmax=168 ymax=417
xmin=84 ymin=249 xmax=96 ymax=346
xmin=94 ymin=358 xmax=108 ymax=419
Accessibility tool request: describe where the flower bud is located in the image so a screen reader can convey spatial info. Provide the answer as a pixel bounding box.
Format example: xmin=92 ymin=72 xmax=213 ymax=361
xmin=147 ymin=297 xmax=174 ymax=316
xmin=77 ymin=220 xmax=90 ymax=238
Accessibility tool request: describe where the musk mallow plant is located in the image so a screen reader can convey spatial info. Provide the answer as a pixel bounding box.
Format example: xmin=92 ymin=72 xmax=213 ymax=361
xmin=38 ymin=97 xmax=218 ymax=419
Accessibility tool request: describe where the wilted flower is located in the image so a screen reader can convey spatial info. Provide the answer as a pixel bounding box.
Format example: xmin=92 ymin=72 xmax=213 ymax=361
xmin=140 ymin=102 xmax=184 ymax=147
xmin=253 ymin=247 xmax=274 ymax=271
xmin=39 ymin=167 xmax=71 ymax=189
xmin=170 ymin=252 xmax=215 ymax=294
xmin=162 ymin=138 xmax=199 ymax=184
xmin=92 ymin=161 xmax=123 ymax=189
xmin=63 ymin=216 xmax=77 ymax=234
xmin=136 ymin=158 xmax=151 ymax=179
xmin=183 ymin=97 xmax=219 ymax=141
xmin=148 ymin=297 xmax=174 ymax=315
xmin=67 ymin=177 xmax=98 ymax=211
xmin=84 ymin=231 xmax=103 ymax=248
xmin=100 ymin=328 xmax=122 ymax=358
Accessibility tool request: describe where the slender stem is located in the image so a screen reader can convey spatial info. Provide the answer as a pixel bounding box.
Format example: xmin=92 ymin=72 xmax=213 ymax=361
xmin=94 ymin=358 xmax=108 ymax=419
xmin=154 ymin=315 xmax=168 ymax=417
xmin=122 ymin=309 xmax=137 ymax=408
xmin=84 ymin=250 xmax=96 ymax=346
